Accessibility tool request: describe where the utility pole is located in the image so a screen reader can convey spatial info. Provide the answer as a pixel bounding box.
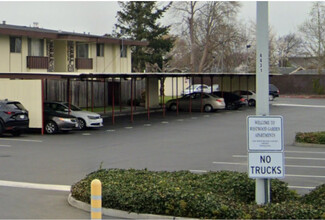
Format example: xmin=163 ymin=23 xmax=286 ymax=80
xmin=255 ymin=1 xmax=270 ymax=205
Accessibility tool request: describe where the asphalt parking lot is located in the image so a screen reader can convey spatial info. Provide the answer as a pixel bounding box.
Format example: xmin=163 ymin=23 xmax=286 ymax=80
xmin=0 ymin=97 xmax=325 ymax=218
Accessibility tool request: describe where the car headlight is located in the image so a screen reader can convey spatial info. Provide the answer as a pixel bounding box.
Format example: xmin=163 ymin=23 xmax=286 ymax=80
xmin=58 ymin=117 xmax=73 ymax=122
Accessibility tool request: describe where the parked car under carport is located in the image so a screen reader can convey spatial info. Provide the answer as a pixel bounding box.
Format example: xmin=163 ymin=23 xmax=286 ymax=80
xmin=166 ymin=92 xmax=225 ymax=112
xmin=43 ymin=103 xmax=79 ymax=134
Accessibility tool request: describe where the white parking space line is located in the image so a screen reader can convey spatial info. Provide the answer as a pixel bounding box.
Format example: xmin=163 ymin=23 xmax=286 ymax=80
xmin=204 ymin=115 xmax=210 ymax=118
xmin=161 ymin=121 xmax=169 ymax=124
xmin=233 ymin=155 xmax=325 ymax=161
xmin=288 ymin=185 xmax=316 ymax=190
xmin=191 ymin=117 xmax=197 ymax=119
xmin=286 ymin=174 xmax=325 ymax=178
xmin=273 ymin=103 xmax=325 ymax=108
xmin=189 ymin=170 xmax=208 ymax=173
xmin=0 ymin=180 xmax=70 ymax=192
xmin=144 ymin=124 xmax=151 ymax=127
xmin=106 ymin=129 xmax=115 ymax=132
xmin=0 ymin=145 xmax=11 ymax=148
xmin=213 ymin=161 xmax=325 ymax=169
xmin=0 ymin=138 xmax=42 ymax=143
xmin=82 ymin=133 xmax=91 ymax=136
xmin=213 ymin=161 xmax=246 ymax=165
xmin=177 ymin=119 xmax=184 ymax=122
xmin=124 ymin=127 xmax=133 ymax=129
xmin=286 ymin=150 xmax=325 ymax=154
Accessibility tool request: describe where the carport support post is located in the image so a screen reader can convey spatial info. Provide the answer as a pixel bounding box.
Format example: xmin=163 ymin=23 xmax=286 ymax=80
xmin=41 ymin=79 xmax=45 ymax=135
xmin=112 ymin=78 xmax=115 ymax=125
xmin=255 ymin=1 xmax=270 ymax=205
xmin=130 ymin=78 xmax=134 ymax=123
xmin=200 ymin=76 xmax=203 ymax=113
xmin=103 ymin=79 xmax=106 ymax=114
xmin=176 ymin=77 xmax=179 ymax=115
xmin=146 ymin=77 xmax=150 ymax=120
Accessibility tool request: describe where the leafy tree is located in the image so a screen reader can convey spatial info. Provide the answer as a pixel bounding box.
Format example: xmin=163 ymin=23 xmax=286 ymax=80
xmin=299 ymin=2 xmax=325 ymax=73
xmin=114 ymin=1 xmax=174 ymax=72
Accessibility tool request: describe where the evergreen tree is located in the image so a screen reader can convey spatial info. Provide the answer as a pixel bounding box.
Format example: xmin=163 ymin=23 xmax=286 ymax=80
xmin=114 ymin=1 xmax=174 ymax=72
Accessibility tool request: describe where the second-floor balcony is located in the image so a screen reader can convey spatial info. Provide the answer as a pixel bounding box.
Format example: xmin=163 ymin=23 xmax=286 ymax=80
xmin=27 ymin=56 xmax=49 ymax=69
xmin=76 ymin=58 xmax=93 ymax=69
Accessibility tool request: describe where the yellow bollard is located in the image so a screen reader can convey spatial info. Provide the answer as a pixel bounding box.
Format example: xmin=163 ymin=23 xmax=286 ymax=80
xmin=91 ymin=179 xmax=102 ymax=219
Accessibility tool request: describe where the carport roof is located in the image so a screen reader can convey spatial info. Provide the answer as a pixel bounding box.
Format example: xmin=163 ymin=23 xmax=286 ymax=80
xmin=0 ymin=72 xmax=268 ymax=80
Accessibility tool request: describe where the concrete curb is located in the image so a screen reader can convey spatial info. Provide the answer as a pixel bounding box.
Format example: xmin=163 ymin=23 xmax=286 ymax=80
xmin=293 ymin=141 xmax=325 ymax=148
xmin=68 ymin=194 xmax=197 ymax=219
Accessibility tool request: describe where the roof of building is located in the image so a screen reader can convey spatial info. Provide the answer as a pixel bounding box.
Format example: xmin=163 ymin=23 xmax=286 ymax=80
xmin=0 ymin=22 xmax=148 ymax=46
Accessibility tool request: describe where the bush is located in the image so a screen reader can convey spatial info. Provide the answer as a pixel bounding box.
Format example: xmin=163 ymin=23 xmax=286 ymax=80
xmin=295 ymin=131 xmax=325 ymax=144
xmin=301 ymin=184 xmax=325 ymax=210
xmin=70 ymin=169 xmax=316 ymax=219
xmin=247 ymin=202 xmax=323 ymax=219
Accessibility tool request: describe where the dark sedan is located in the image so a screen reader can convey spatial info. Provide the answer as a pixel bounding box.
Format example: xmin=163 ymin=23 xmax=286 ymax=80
xmin=0 ymin=99 xmax=29 ymax=136
xmin=43 ymin=103 xmax=78 ymax=134
xmin=212 ymin=91 xmax=246 ymax=110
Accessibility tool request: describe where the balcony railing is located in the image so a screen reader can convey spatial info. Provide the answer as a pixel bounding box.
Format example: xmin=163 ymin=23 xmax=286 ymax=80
xmin=27 ymin=56 xmax=49 ymax=69
xmin=76 ymin=58 xmax=93 ymax=69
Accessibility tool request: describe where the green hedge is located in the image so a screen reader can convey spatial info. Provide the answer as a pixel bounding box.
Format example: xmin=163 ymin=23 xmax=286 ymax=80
xmin=71 ymin=169 xmax=324 ymax=219
xmin=295 ymin=131 xmax=325 ymax=144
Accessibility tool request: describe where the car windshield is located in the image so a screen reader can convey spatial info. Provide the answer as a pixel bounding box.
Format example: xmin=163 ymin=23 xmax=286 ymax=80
xmin=63 ymin=103 xmax=81 ymax=111
xmin=6 ymin=102 xmax=26 ymax=111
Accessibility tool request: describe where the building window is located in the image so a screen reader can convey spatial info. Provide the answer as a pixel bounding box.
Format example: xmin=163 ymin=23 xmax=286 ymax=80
xmin=76 ymin=42 xmax=89 ymax=58
xmin=28 ymin=38 xmax=44 ymax=56
xmin=120 ymin=45 xmax=127 ymax=58
xmin=10 ymin=37 xmax=22 ymax=53
xmin=96 ymin=43 xmax=104 ymax=57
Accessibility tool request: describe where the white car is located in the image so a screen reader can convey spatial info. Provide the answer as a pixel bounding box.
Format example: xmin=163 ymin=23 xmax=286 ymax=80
xmin=181 ymin=84 xmax=211 ymax=96
xmin=44 ymin=101 xmax=103 ymax=130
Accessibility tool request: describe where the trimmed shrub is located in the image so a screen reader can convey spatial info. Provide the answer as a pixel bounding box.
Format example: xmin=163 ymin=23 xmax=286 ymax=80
xmin=71 ymin=169 xmax=309 ymax=219
xmin=295 ymin=131 xmax=325 ymax=144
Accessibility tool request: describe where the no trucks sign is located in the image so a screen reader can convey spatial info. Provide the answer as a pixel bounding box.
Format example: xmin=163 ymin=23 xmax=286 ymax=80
xmin=248 ymin=152 xmax=285 ymax=179
xmin=247 ymin=115 xmax=285 ymax=179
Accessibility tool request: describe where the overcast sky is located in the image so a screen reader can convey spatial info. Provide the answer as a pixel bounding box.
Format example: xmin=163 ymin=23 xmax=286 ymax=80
xmin=0 ymin=1 xmax=314 ymax=37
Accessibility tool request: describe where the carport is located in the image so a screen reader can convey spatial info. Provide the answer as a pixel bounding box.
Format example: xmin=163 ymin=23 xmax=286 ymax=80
xmin=0 ymin=72 xmax=259 ymax=134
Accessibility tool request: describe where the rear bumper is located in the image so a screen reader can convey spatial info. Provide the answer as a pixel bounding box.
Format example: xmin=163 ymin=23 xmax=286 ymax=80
xmin=4 ymin=120 xmax=29 ymax=131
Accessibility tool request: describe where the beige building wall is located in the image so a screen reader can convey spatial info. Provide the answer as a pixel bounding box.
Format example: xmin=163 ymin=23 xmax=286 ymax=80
xmin=162 ymin=77 xmax=190 ymax=96
xmin=0 ymin=35 xmax=10 ymax=72
xmin=0 ymin=79 xmax=42 ymax=128
xmin=145 ymin=77 xmax=159 ymax=108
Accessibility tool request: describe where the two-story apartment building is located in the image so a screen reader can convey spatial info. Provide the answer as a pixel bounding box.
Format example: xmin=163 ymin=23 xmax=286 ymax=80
xmin=0 ymin=22 xmax=151 ymax=129
xmin=0 ymin=22 xmax=147 ymax=74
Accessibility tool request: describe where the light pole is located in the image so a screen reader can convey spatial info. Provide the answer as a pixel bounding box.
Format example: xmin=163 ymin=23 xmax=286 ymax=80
xmin=246 ymin=44 xmax=251 ymax=73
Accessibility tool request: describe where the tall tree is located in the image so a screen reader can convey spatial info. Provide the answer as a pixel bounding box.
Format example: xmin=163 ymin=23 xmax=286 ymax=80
xmin=171 ymin=1 xmax=242 ymax=73
xmin=114 ymin=1 xmax=174 ymax=72
xmin=299 ymin=2 xmax=325 ymax=73
xmin=276 ymin=33 xmax=303 ymax=67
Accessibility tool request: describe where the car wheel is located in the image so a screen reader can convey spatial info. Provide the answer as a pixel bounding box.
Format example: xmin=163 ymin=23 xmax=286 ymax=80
xmin=248 ymin=99 xmax=256 ymax=107
xmin=204 ymin=104 xmax=213 ymax=112
xmin=78 ymin=118 xmax=86 ymax=130
xmin=45 ymin=121 xmax=58 ymax=134
xmin=169 ymin=103 xmax=177 ymax=111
